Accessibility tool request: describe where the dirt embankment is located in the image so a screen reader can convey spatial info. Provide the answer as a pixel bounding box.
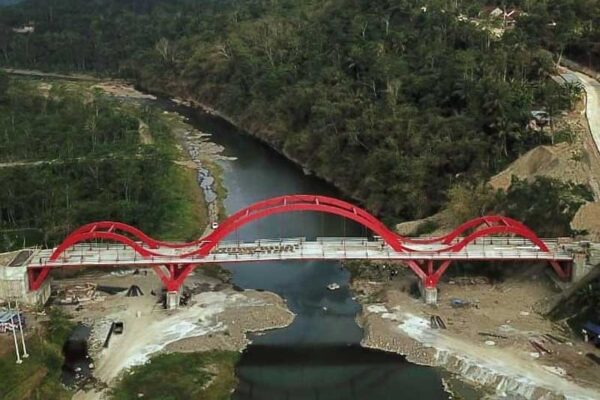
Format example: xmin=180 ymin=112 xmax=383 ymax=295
xmin=65 ymin=270 xmax=294 ymax=400
xmin=488 ymin=75 xmax=600 ymax=239
xmin=352 ymin=272 xmax=600 ymax=399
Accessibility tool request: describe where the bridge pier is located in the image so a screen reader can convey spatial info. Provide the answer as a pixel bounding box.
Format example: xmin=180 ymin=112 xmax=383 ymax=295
xmin=166 ymin=291 xmax=180 ymax=310
xmin=417 ymin=279 xmax=438 ymax=305
xmin=423 ymin=287 xmax=438 ymax=305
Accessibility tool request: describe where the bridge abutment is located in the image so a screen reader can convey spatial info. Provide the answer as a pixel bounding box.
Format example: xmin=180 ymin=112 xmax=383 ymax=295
xmin=571 ymin=251 xmax=591 ymax=282
xmin=1 ymin=250 xmax=51 ymax=306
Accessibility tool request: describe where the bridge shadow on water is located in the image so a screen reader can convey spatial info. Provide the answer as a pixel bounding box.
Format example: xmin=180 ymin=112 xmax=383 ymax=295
xmin=234 ymin=344 xmax=448 ymax=400
xmin=227 ymin=260 xmax=448 ymax=400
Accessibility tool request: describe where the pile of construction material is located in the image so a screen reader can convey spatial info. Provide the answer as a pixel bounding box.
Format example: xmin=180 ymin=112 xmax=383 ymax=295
xmin=126 ymin=285 xmax=143 ymax=297
xmin=0 ymin=310 xmax=25 ymax=333
xmin=430 ymin=315 xmax=446 ymax=329
xmin=56 ymin=283 xmax=97 ymax=305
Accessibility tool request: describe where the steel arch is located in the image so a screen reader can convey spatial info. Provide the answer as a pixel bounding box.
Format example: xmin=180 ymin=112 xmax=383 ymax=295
xmin=31 ymin=194 xmax=570 ymax=292
xmin=403 ymin=215 xmax=539 ymax=245
xmin=65 ymin=221 xmax=209 ymax=249
xmin=195 ymin=195 xmax=406 ymax=256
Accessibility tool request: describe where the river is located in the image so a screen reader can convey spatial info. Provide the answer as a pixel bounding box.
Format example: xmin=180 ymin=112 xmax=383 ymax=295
xmin=170 ymin=107 xmax=450 ymax=400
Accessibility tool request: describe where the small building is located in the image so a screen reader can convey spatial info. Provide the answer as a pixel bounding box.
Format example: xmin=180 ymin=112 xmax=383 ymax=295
xmin=12 ymin=21 xmax=34 ymax=34
xmin=486 ymin=7 xmax=504 ymax=19
xmin=480 ymin=6 xmax=521 ymax=27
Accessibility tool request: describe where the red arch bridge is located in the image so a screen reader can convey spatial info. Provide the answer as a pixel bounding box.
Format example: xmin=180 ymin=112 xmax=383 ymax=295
xmin=26 ymin=195 xmax=573 ymax=298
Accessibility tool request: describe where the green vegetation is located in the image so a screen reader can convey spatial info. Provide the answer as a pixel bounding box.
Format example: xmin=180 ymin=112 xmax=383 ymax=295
xmin=411 ymin=219 xmax=440 ymax=236
xmin=508 ymin=1 xmax=600 ymax=70
xmin=0 ymin=0 xmax=586 ymax=223
xmin=0 ymin=308 xmax=74 ymax=400
xmin=447 ymin=176 xmax=593 ymax=237
xmin=110 ymin=351 xmax=239 ymax=400
xmin=0 ymin=1 xmax=22 ymax=6
xmin=0 ymin=77 xmax=206 ymax=252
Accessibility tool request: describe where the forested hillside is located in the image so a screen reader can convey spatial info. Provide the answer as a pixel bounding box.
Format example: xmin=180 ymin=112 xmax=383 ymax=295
xmin=0 ymin=0 xmax=22 ymax=6
xmin=0 ymin=0 xmax=591 ymax=223
xmin=0 ymin=74 xmax=206 ymax=251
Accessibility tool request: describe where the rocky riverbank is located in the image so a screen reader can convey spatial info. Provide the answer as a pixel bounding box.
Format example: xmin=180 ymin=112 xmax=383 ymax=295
xmin=95 ymin=83 xmax=229 ymax=231
xmin=69 ymin=270 xmax=294 ymax=400
xmin=352 ymin=275 xmax=600 ymax=400
xmin=169 ymin=95 xmax=371 ymax=204
xmin=164 ymin=109 xmax=232 ymax=228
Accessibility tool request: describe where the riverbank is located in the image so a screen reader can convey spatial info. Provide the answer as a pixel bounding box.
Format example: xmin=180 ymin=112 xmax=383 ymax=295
xmin=89 ymin=80 xmax=229 ymax=237
xmin=0 ymin=308 xmax=74 ymax=400
xmin=92 ymin=81 xmax=234 ymax=230
xmin=352 ymin=270 xmax=600 ymax=400
xmin=150 ymin=89 xmax=372 ymax=208
xmin=65 ymin=268 xmax=294 ymax=399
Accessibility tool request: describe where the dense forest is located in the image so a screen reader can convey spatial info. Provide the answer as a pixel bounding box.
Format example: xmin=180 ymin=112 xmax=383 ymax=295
xmin=0 ymin=0 xmax=590 ymax=223
xmin=0 ymin=74 xmax=206 ymax=252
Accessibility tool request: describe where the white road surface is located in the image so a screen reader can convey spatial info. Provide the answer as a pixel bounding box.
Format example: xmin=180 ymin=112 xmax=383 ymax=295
xmin=562 ymin=70 xmax=600 ymax=155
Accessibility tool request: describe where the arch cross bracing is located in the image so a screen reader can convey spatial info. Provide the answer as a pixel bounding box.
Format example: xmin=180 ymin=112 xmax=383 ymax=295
xmin=26 ymin=195 xmax=571 ymax=291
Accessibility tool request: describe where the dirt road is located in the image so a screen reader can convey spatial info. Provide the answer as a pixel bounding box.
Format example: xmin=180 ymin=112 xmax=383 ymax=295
xmin=1 ymin=67 xmax=101 ymax=82
xmin=562 ymin=70 xmax=600 ymax=156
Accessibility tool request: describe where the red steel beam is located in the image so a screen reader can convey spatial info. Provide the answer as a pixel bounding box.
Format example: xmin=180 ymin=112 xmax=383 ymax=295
xmin=29 ymin=195 xmax=569 ymax=292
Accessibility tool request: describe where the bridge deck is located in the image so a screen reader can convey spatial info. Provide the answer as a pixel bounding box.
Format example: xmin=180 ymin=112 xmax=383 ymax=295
xmin=26 ymin=237 xmax=573 ymax=269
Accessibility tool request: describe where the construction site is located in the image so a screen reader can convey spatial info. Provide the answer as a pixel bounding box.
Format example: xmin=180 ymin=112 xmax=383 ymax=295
xmin=354 ymin=262 xmax=600 ymax=399
xmin=0 ymin=261 xmax=294 ymax=398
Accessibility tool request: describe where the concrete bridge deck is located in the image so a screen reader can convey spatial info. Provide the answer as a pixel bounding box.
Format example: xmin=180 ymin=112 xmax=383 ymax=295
xmin=26 ymin=236 xmax=572 ymax=268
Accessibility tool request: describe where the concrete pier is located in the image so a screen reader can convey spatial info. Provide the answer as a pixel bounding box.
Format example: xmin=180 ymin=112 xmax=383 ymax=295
xmin=571 ymin=252 xmax=591 ymax=282
xmin=418 ymin=280 xmax=438 ymax=305
xmin=165 ymin=291 xmax=180 ymax=309
xmin=424 ymin=287 xmax=438 ymax=305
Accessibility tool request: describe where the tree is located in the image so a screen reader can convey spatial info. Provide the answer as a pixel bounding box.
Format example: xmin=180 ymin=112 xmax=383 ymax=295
xmin=446 ymin=182 xmax=496 ymax=226
xmin=494 ymin=176 xmax=593 ymax=237
xmin=0 ymin=70 xmax=8 ymax=102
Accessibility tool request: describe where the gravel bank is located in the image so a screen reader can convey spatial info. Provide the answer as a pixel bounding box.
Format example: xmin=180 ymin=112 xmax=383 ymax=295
xmin=353 ymin=277 xmax=600 ymax=400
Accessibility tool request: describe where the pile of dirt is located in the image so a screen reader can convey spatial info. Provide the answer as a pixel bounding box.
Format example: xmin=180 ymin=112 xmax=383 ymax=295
xmin=489 ymin=143 xmax=589 ymax=191
xmin=490 ymin=100 xmax=600 ymax=201
xmin=395 ymin=209 xmax=451 ymax=237
xmin=572 ymin=201 xmax=600 ymax=240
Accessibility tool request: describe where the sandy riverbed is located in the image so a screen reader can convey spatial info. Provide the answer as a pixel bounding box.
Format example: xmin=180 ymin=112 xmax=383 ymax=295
xmin=64 ymin=270 xmax=294 ymax=400
xmin=353 ymin=271 xmax=600 ymax=400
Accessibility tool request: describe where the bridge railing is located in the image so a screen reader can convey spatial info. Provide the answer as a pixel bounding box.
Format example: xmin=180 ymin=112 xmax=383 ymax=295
xmin=47 ymin=236 xmax=563 ymax=257
xmin=30 ymin=241 xmax=573 ymax=267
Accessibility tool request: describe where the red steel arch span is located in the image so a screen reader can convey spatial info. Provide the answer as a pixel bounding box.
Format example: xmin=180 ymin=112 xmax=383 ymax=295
xmin=27 ymin=195 xmax=571 ymax=292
